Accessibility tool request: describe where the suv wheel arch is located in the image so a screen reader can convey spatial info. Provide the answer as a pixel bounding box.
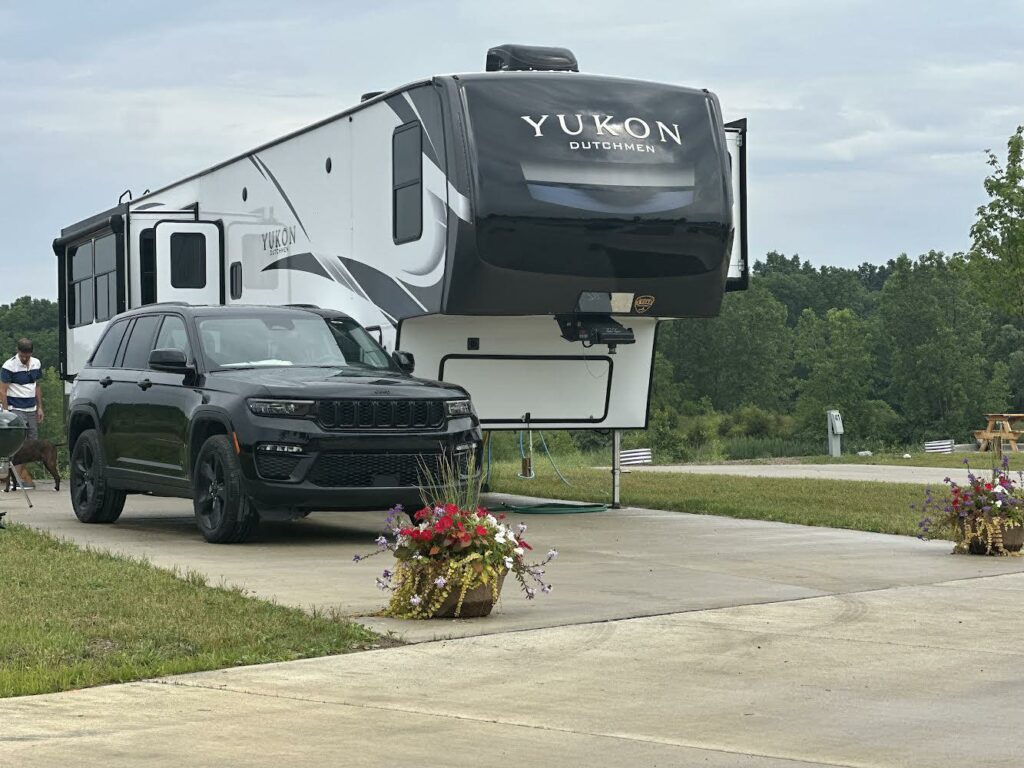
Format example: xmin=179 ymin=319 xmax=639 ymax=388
xmin=189 ymin=416 xmax=233 ymax=479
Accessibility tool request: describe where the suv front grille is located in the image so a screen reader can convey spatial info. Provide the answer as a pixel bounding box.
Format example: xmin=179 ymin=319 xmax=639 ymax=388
xmin=307 ymin=452 xmax=468 ymax=488
xmin=316 ymin=399 xmax=445 ymax=430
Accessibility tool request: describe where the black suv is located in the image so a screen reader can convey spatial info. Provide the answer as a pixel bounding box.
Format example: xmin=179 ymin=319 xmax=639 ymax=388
xmin=67 ymin=304 xmax=481 ymax=543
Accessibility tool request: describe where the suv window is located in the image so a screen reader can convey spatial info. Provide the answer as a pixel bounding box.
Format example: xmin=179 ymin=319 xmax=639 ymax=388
xmin=154 ymin=315 xmax=192 ymax=358
xmin=90 ymin=320 xmax=130 ymax=368
xmin=120 ymin=315 xmax=162 ymax=369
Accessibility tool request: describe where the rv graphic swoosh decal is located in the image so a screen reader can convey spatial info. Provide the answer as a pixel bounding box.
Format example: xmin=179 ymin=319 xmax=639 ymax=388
xmin=262 ymin=252 xmax=331 ymax=280
xmin=340 ymin=257 xmax=429 ymax=320
xmin=398 ymin=192 xmax=447 ymax=280
xmin=251 ymin=154 xmax=310 ymax=239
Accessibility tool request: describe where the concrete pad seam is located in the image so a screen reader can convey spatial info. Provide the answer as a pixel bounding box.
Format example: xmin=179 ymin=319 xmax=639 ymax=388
xmin=149 ymin=679 xmax=867 ymax=768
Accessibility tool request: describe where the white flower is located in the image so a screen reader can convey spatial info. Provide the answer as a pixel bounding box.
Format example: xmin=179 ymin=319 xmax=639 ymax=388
xmin=995 ymin=499 xmax=1003 ymax=508
xmin=495 ymin=531 xmax=507 ymax=544
xmin=514 ymin=547 xmax=524 ymax=556
xmin=992 ymin=484 xmax=1007 ymax=494
xmin=503 ymin=556 xmax=514 ymax=570
xmin=485 ymin=514 xmax=497 ymax=525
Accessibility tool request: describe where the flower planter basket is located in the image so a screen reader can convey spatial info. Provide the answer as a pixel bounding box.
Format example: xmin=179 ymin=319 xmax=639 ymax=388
xmin=434 ymin=571 xmax=507 ymax=618
xmin=962 ymin=518 xmax=1024 ymax=555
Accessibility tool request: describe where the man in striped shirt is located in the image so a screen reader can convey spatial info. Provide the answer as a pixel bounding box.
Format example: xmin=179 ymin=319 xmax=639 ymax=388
xmin=1 ymin=338 xmax=45 ymax=489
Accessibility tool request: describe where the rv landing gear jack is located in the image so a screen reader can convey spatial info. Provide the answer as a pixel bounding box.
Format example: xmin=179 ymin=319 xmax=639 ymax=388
xmin=518 ymin=413 xmax=535 ymax=479
xmin=611 ymin=430 xmax=622 ymax=509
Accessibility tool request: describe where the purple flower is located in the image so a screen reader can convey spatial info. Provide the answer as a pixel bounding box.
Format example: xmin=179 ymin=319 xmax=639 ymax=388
xmin=375 ymin=535 xmax=388 ymax=549
xmin=352 ymin=554 xmax=362 ymax=562
xmin=541 ymin=584 xmax=553 ymax=594
xmin=381 ymin=569 xmax=393 ymax=580
xmin=547 ymin=549 xmax=559 ymax=560
xmin=434 ymin=576 xmax=447 ymax=588
xmin=410 ymin=594 xmax=422 ymax=607
xmin=525 ymin=587 xmax=536 ymax=599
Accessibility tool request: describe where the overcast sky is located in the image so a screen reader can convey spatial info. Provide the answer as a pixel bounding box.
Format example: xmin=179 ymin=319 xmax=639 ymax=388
xmin=1 ymin=0 xmax=1021 ymax=303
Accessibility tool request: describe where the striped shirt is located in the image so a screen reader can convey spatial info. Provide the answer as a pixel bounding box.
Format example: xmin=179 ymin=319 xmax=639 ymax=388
xmin=1 ymin=355 xmax=42 ymax=411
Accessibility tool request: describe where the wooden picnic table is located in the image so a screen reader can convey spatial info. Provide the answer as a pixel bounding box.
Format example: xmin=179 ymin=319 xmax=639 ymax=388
xmin=974 ymin=413 xmax=1024 ymax=452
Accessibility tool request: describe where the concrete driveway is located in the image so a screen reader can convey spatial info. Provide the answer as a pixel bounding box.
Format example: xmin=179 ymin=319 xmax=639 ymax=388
xmin=5 ymin=484 xmax=1024 ymax=766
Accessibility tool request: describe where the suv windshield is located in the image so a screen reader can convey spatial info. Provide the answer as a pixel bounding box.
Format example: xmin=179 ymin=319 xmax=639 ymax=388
xmin=197 ymin=314 xmax=392 ymax=371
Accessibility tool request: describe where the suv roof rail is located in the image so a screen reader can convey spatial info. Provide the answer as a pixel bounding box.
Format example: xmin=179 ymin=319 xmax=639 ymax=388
xmin=285 ymin=303 xmax=321 ymax=309
xmin=148 ymin=301 xmax=191 ymax=307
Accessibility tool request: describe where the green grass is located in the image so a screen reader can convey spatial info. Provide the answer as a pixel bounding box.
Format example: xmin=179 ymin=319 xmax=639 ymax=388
xmin=796 ymin=451 xmax=1023 ymax=471
xmin=0 ymin=525 xmax=387 ymax=698
xmin=486 ymin=459 xmax=929 ymax=537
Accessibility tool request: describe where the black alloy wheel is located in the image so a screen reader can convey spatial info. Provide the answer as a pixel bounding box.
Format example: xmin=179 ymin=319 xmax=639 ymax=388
xmin=192 ymin=435 xmax=258 ymax=543
xmin=69 ymin=429 xmax=125 ymax=524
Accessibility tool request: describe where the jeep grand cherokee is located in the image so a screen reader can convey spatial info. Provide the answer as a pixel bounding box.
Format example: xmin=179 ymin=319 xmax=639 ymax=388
xmin=67 ymin=304 xmax=481 ymax=542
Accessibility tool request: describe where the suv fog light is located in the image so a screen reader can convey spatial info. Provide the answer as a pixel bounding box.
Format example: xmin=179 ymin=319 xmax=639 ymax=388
xmin=257 ymin=444 xmax=305 ymax=454
xmin=454 ymin=443 xmax=476 ymax=453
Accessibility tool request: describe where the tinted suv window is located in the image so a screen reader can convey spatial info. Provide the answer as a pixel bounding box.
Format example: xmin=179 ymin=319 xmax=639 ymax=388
xmin=120 ymin=315 xmax=162 ymax=369
xmin=91 ymin=320 xmax=129 ymax=367
xmin=154 ymin=315 xmax=192 ymax=357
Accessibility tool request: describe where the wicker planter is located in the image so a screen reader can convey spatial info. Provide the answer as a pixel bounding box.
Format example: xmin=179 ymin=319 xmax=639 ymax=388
xmin=434 ymin=571 xmax=507 ymax=618
xmin=962 ymin=518 xmax=1024 ymax=555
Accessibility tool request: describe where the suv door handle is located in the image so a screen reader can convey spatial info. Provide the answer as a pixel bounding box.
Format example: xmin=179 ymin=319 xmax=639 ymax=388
xmin=137 ymin=378 xmax=153 ymax=391
xmin=99 ymin=376 xmax=113 ymax=388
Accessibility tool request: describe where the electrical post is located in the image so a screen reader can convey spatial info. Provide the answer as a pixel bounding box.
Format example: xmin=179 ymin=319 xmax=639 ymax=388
xmin=612 ymin=429 xmax=622 ymax=509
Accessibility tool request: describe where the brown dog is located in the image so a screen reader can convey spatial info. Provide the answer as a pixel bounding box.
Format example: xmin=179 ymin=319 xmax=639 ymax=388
xmin=4 ymin=439 xmax=63 ymax=492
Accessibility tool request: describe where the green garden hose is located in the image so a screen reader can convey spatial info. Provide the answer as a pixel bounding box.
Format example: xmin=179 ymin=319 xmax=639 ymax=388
xmin=493 ymin=501 xmax=609 ymax=515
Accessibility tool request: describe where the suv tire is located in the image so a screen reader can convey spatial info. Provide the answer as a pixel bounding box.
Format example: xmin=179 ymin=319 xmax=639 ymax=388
xmin=70 ymin=429 xmax=126 ymax=523
xmin=193 ymin=435 xmax=259 ymax=543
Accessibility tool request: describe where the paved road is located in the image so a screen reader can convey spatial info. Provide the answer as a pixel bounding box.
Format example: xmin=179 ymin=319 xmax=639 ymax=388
xmin=4 ymin=486 xmax=1024 ymax=766
xmin=629 ymin=461 xmax=983 ymax=485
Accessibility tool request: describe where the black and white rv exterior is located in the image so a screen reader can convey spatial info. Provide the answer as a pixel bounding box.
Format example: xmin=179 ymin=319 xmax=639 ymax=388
xmin=53 ymin=45 xmax=747 ymax=432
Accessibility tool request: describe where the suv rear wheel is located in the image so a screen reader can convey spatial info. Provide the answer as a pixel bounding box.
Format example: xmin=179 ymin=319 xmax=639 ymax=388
xmin=193 ymin=435 xmax=258 ymax=543
xmin=70 ymin=429 xmax=126 ymax=523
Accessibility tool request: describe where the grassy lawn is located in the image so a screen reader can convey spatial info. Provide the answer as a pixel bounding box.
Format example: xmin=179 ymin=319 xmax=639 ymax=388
xmin=0 ymin=525 xmax=386 ymax=698
xmin=486 ymin=460 xmax=930 ymax=537
xmin=795 ymin=452 xmax=1022 ymax=471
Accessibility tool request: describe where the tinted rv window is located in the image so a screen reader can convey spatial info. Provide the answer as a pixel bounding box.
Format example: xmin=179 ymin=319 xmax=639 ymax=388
xmin=170 ymin=233 xmax=206 ymax=288
xmin=140 ymin=229 xmax=156 ymax=305
xmin=230 ymin=262 xmax=242 ymax=300
xmin=94 ymin=234 xmax=117 ymax=322
xmin=392 ymin=122 xmax=422 ymax=243
xmin=460 ymin=76 xmax=731 ymax=279
xmin=67 ymin=240 xmax=94 ymax=327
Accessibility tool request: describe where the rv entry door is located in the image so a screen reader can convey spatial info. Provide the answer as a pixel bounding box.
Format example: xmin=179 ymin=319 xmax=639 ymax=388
xmin=724 ymin=119 xmax=748 ymax=292
xmin=153 ymin=221 xmax=224 ymax=306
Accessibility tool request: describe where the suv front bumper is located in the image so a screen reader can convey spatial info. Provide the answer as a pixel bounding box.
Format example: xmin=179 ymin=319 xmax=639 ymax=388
xmin=233 ymin=416 xmax=482 ymax=512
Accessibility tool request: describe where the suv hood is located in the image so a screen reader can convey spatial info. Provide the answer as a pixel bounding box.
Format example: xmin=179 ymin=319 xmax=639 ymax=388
xmin=207 ymin=366 xmax=469 ymax=400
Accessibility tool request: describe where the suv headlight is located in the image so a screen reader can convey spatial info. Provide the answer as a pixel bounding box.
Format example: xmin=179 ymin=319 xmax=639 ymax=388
xmin=247 ymin=399 xmax=315 ymax=417
xmin=445 ymin=399 xmax=474 ymax=418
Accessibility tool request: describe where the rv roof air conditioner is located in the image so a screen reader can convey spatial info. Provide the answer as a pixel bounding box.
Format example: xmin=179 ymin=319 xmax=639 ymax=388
xmin=485 ymin=44 xmax=578 ymax=72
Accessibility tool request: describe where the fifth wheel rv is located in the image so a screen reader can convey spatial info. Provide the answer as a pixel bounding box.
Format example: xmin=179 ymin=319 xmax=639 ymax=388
xmin=54 ymin=44 xmax=748 ymax=434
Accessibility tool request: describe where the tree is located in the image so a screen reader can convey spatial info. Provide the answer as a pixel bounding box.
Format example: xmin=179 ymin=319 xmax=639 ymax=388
xmin=0 ymin=296 xmax=59 ymax=370
xmin=658 ymin=283 xmax=793 ymax=411
xmin=878 ymin=253 xmax=1000 ymax=441
xmin=968 ymin=125 xmax=1024 ymax=317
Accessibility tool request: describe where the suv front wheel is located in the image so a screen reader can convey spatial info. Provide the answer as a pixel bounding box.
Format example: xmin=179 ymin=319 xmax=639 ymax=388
xmin=70 ymin=429 xmax=126 ymax=524
xmin=192 ymin=435 xmax=259 ymax=543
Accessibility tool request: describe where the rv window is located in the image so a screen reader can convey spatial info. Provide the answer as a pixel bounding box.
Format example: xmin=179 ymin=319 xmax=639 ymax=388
xmin=392 ymin=122 xmax=422 ymax=244
xmin=230 ymin=262 xmax=242 ymax=300
xmin=67 ymin=240 xmax=94 ymax=327
xmin=90 ymin=320 xmax=129 ymax=368
xmin=120 ymin=315 xmax=161 ymax=370
xmin=170 ymin=233 xmax=207 ymax=289
xmin=94 ymin=234 xmax=117 ymax=322
xmin=140 ymin=229 xmax=156 ymax=305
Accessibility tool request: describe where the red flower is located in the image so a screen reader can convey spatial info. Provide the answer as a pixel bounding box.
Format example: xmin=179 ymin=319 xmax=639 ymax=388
xmin=414 ymin=507 xmax=431 ymax=521
xmin=476 ymin=510 xmax=486 ymax=518
xmin=444 ymin=503 xmax=459 ymax=516
xmin=520 ymin=540 xmax=532 ymax=550
xmin=457 ymin=521 xmax=465 ymax=532
xmin=475 ymin=525 xmax=488 ymax=537
xmin=497 ymin=513 xmax=506 ymax=520
xmin=985 ymin=483 xmax=993 ymax=491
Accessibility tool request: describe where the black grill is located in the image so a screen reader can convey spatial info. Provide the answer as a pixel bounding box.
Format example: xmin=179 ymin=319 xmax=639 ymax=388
xmin=255 ymin=453 xmax=302 ymax=480
xmin=316 ymin=399 xmax=445 ymax=430
xmin=307 ymin=452 xmax=440 ymax=488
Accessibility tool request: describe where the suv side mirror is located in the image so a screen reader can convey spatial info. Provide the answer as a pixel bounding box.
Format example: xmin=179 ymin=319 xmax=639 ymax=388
xmin=149 ymin=348 xmax=192 ymax=374
xmin=392 ymin=350 xmax=415 ymax=374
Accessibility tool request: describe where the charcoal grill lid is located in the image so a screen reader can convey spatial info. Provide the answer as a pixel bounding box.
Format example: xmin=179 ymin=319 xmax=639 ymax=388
xmin=0 ymin=410 xmax=28 ymax=457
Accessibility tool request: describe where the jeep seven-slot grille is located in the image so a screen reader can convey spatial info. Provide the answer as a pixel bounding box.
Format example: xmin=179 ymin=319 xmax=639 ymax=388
xmin=316 ymin=399 xmax=445 ymax=430
xmin=308 ymin=452 xmax=464 ymax=488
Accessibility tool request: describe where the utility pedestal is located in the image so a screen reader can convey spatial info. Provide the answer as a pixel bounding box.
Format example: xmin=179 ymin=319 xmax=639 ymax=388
xmin=826 ymin=410 xmax=844 ymax=458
